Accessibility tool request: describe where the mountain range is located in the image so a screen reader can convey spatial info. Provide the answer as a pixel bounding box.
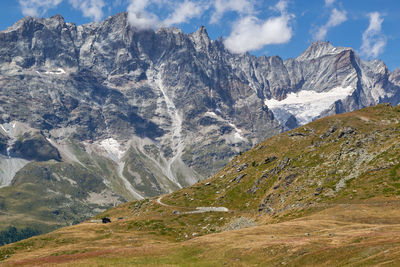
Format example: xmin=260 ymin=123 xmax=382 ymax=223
xmin=0 ymin=12 xmax=399 ymax=234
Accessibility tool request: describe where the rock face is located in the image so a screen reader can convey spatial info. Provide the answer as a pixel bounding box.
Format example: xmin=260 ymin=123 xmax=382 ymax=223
xmin=0 ymin=13 xmax=398 ymax=230
xmin=266 ymin=42 xmax=400 ymax=128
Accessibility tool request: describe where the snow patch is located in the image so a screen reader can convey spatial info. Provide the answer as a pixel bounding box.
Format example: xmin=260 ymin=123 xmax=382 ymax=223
xmin=203 ymin=111 xmax=246 ymax=143
xmin=36 ymin=68 xmax=66 ymax=75
xmin=0 ymin=125 xmax=7 ymax=133
xmin=205 ymin=111 xmax=218 ymax=118
xmin=99 ymin=138 xmax=126 ymax=161
xmin=44 ymin=68 xmax=66 ymax=75
xmin=229 ymin=123 xmax=246 ymax=142
xmin=265 ymin=86 xmax=354 ymax=125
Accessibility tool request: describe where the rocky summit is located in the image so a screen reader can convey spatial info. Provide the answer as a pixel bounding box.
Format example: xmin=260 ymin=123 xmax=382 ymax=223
xmin=0 ymin=13 xmax=399 ymax=233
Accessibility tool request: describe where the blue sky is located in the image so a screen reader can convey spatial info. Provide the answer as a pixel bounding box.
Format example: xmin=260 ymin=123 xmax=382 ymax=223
xmin=0 ymin=0 xmax=399 ymax=70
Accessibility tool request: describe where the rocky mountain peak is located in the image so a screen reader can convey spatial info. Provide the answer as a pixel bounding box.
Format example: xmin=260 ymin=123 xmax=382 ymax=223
xmin=21 ymin=14 xmax=67 ymax=32
xmin=49 ymin=14 xmax=66 ymax=23
xmin=100 ymin=12 xmax=130 ymax=30
xmin=390 ymin=68 xmax=400 ymax=85
xmin=189 ymin=25 xmax=212 ymax=52
xmin=192 ymin=25 xmax=209 ymax=40
xmin=392 ymin=68 xmax=400 ymax=75
xmin=297 ymin=41 xmax=349 ymax=61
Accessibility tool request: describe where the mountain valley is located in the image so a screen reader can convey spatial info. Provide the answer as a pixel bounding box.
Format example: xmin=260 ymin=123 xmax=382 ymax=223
xmin=0 ymin=12 xmax=400 ymax=242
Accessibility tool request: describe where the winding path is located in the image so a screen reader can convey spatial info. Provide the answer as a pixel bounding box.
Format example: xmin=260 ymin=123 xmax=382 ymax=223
xmin=155 ymin=195 xmax=229 ymax=214
xmin=156 ymin=196 xmax=173 ymax=208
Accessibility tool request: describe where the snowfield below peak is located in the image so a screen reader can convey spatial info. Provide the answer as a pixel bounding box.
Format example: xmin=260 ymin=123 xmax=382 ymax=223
xmin=265 ymin=86 xmax=355 ymax=126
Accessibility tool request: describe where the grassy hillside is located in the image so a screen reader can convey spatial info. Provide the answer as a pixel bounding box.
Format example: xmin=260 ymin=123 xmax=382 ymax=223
xmin=2 ymin=104 xmax=400 ymax=266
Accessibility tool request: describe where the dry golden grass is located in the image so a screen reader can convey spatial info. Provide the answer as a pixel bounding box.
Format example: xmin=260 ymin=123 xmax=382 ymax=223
xmin=3 ymin=199 xmax=400 ymax=266
xmin=2 ymin=104 xmax=400 ymax=266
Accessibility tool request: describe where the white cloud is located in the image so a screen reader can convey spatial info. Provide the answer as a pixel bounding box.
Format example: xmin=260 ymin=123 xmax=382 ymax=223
xmin=325 ymin=0 xmax=335 ymax=6
xmin=18 ymin=0 xmax=62 ymax=17
xmin=327 ymin=8 xmax=347 ymax=27
xmin=127 ymin=0 xmax=207 ymax=29
xmin=224 ymin=0 xmax=293 ymax=54
xmin=19 ymin=0 xmax=105 ymax=21
xmin=163 ymin=1 xmax=204 ymax=26
xmin=69 ymin=0 xmax=105 ymax=22
xmin=273 ymin=0 xmax=288 ymax=13
xmin=314 ymin=8 xmax=347 ymax=40
xmin=210 ymin=0 xmax=255 ymax=24
xmin=127 ymin=0 xmax=160 ymax=30
xmin=361 ymin=12 xmax=387 ymax=58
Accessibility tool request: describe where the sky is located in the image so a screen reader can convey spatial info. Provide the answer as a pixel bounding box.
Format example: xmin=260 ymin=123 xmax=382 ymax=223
xmin=0 ymin=0 xmax=399 ymax=71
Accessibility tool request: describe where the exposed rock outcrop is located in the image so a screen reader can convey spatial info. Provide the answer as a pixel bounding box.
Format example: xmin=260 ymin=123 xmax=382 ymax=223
xmin=0 ymin=13 xmax=399 ymax=230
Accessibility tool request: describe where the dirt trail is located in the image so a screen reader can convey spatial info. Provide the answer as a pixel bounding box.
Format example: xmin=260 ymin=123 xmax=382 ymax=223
xmin=155 ymin=195 xmax=229 ymax=214
xmin=156 ymin=196 xmax=174 ymax=208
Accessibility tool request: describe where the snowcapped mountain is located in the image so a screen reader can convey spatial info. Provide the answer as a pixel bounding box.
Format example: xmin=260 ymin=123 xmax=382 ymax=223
xmin=267 ymin=41 xmax=400 ymax=128
xmin=0 ymin=13 xmax=399 ymax=231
